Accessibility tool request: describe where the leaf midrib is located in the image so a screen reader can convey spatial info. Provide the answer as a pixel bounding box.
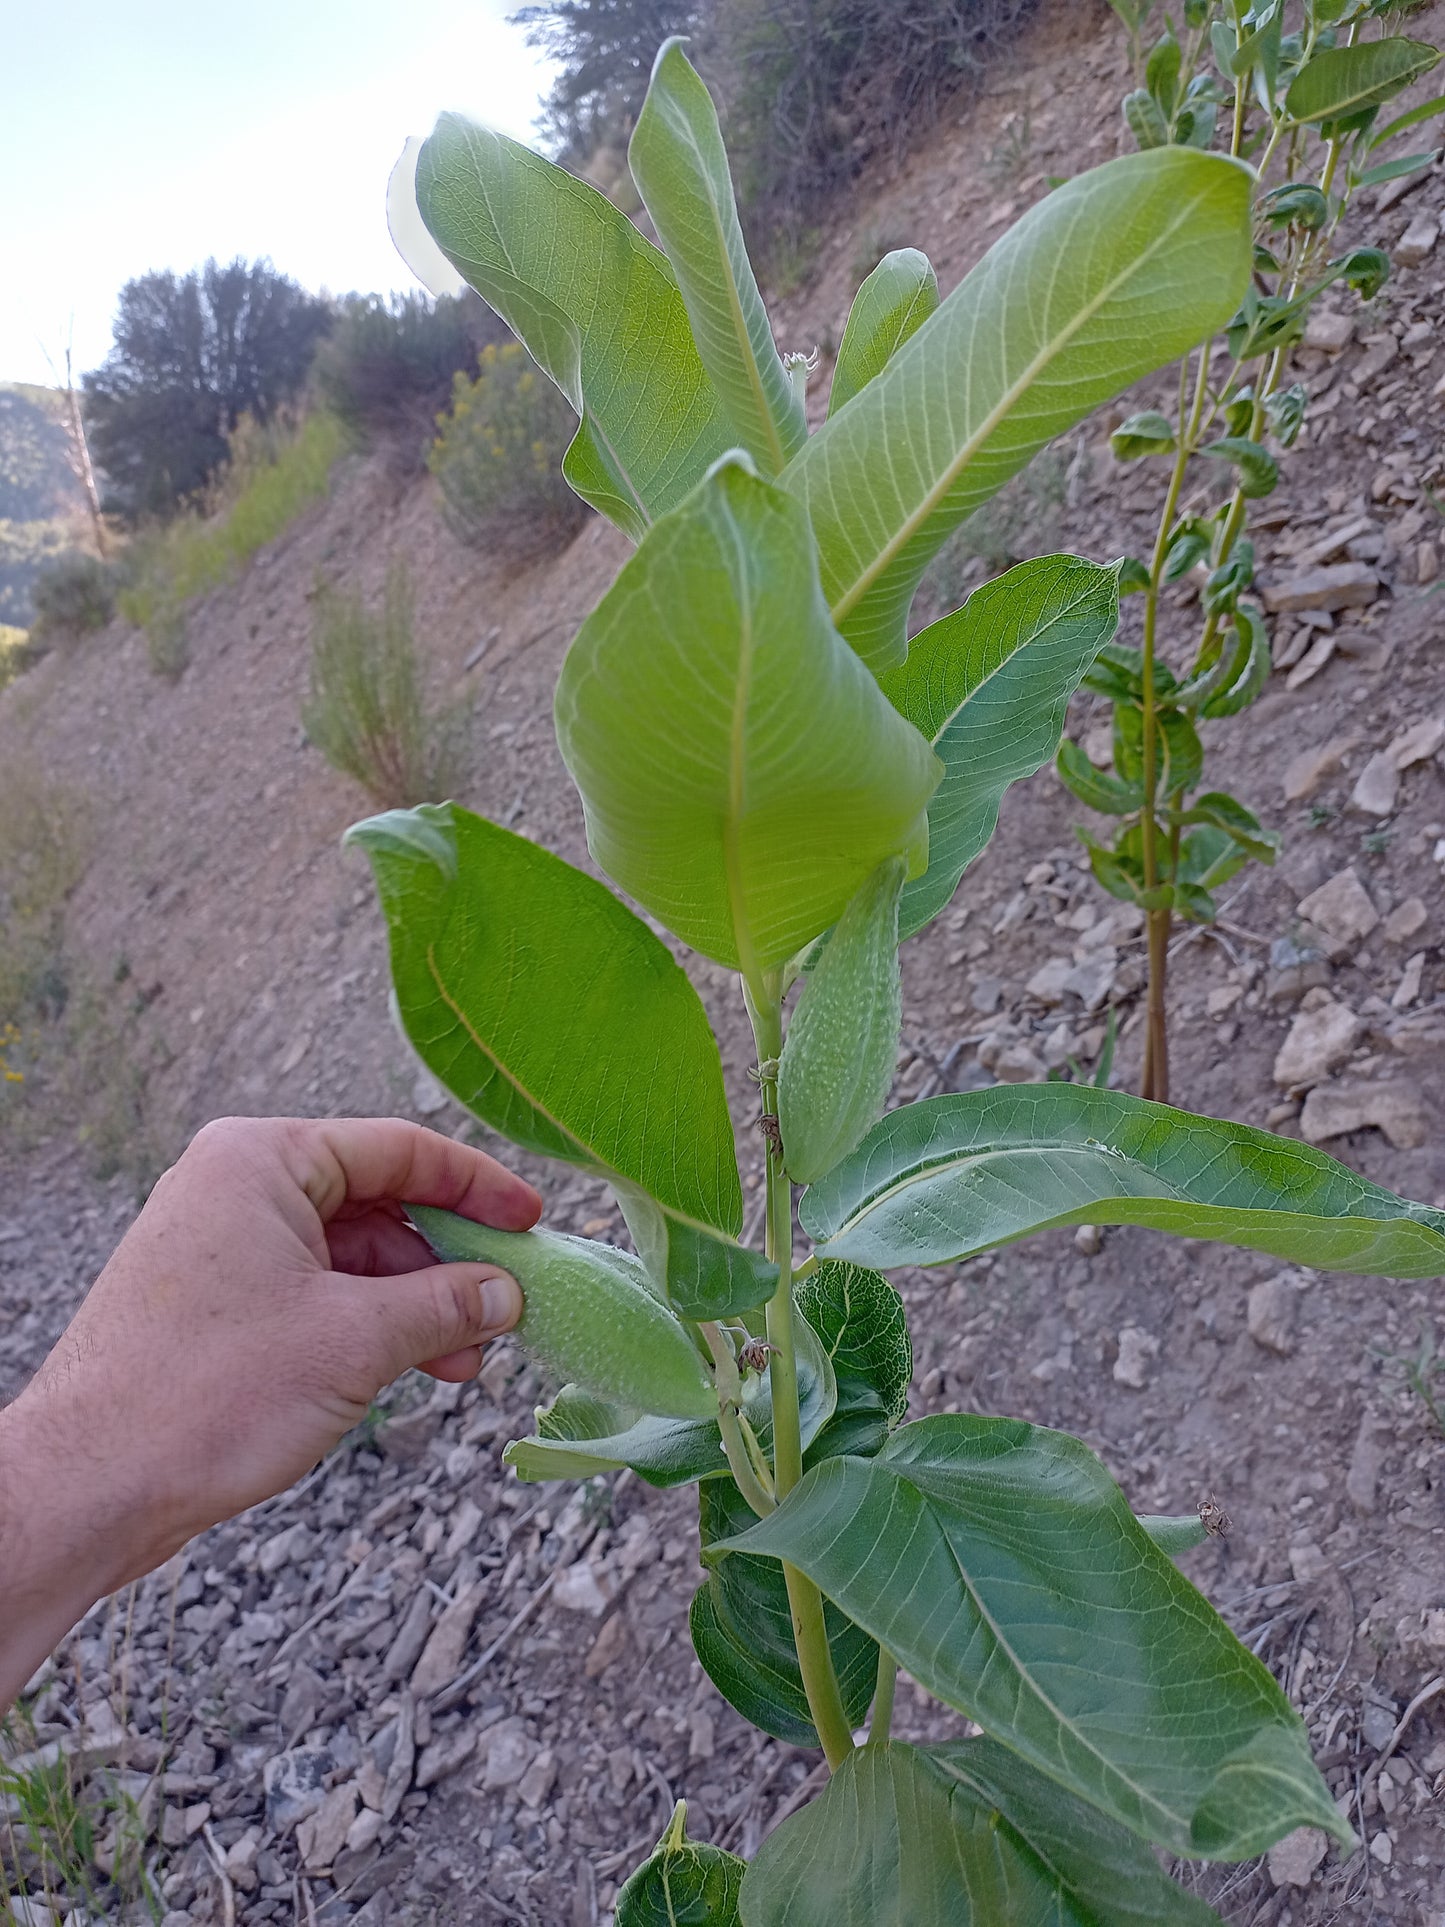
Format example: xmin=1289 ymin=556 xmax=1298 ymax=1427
xmin=1290 ymin=41 xmax=1435 ymax=122
xmin=825 ymin=183 xmax=1215 ymax=629
xmin=924 ymin=572 xmax=1112 ymax=748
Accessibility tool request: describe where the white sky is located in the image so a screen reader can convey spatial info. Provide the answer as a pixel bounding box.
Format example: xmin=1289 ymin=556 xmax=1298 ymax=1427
xmin=3 ymin=1 xmax=555 ymax=387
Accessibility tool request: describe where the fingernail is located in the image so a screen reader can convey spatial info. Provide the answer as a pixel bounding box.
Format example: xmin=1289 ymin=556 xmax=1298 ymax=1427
xmin=478 ymin=1269 xmax=522 ymax=1336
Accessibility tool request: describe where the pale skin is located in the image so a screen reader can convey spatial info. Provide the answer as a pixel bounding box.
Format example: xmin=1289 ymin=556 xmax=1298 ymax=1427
xmin=0 ymin=1115 xmax=541 ymax=1712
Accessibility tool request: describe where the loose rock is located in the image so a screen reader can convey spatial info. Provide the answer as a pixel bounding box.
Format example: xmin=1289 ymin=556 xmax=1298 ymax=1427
xmin=1295 ymin=867 xmax=1379 ymax=957
xmin=1272 ymin=993 xmax=1361 ymax=1090
xmin=410 ymin=1573 xmax=483 ymax=1695
xmin=1299 ymin=1078 xmax=1428 ymax=1149
xmin=1247 ymin=1274 xmax=1298 ymax=1356
xmin=1388 ymin=716 xmax=1445 ymax=768
xmin=1392 ymin=951 xmax=1425 ymax=1009
xmin=1348 ymin=750 xmax=1399 ymax=818
xmin=1396 ymin=211 xmax=1439 ymax=266
xmin=1113 ymin=1326 xmax=1159 ymax=1389
xmin=1346 ymin=1411 xmax=1393 ymax=1513
xmin=1262 ymin=562 xmax=1379 ymax=614
xmin=1383 ymin=896 xmax=1427 ymax=943
xmin=1282 ymin=734 xmax=1358 ymax=803
xmin=297 ymin=1783 xmax=358 ymax=1873
xmin=1267 ymin=1825 xmax=1328 ymax=1889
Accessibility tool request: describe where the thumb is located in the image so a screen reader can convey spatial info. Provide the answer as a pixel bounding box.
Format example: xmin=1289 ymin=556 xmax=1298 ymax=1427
xmin=341 ymin=1261 xmax=523 ymax=1387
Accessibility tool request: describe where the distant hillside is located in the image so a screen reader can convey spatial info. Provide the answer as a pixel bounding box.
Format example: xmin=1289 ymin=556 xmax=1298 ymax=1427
xmin=0 ymin=383 xmax=90 ymax=627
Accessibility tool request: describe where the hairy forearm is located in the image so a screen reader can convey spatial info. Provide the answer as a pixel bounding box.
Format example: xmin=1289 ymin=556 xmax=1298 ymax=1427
xmin=0 ymin=1391 xmax=136 ymax=1713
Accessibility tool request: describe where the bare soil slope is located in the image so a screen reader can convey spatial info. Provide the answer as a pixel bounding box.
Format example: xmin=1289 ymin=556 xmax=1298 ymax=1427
xmin=8 ymin=5 xmax=1445 ymax=1921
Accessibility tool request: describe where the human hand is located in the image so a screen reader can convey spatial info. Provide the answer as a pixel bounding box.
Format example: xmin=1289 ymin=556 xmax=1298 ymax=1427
xmin=0 ymin=1115 xmax=540 ymax=1707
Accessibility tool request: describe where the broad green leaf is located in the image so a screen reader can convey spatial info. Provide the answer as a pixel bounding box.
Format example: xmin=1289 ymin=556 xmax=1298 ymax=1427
xmin=346 ymin=804 xmax=774 ymax=1317
xmin=801 ymin=1082 xmax=1445 ymax=1276
xmin=1057 ymin=737 xmax=1144 ymax=815
xmin=829 ymin=250 xmax=940 ymax=418
xmin=779 ymin=860 xmax=905 ymax=1185
xmin=1200 ymin=436 xmax=1278 ymax=499
xmin=797 ymin=1259 xmax=912 ymax=1464
xmin=1286 ymin=37 xmax=1439 ymax=127
xmin=1124 ymin=87 xmax=1171 ymax=149
xmin=738 ymin=1740 xmax=1223 ymax=1926
xmin=612 ymin=1183 xmax=779 ymax=1320
xmin=879 ymin=556 xmax=1119 ymax=939
xmin=503 ymin=1314 xmax=837 ymax=1486
xmin=630 ymin=41 xmax=806 ymax=475
xmin=1111 ymin=409 xmax=1177 ymax=458
xmin=784 ymin=148 xmax=1252 ymax=673
xmin=718 ymin=1416 xmax=1350 ymax=1858
xmin=414 ymin=114 xmax=729 ymax=538
xmin=618 ymin=1802 xmax=743 ymax=1927
xmin=411 ymin=1213 xmax=716 ymax=1420
xmin=555 ymin=456 xmax=940 ymax=985
xmin=693 ymin=1474 xmax=879 ymax=1748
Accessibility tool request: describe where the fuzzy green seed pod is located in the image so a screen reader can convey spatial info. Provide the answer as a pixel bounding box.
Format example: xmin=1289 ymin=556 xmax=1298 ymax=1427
xmin=408 ymin=1206 xmax=716 ymax=1420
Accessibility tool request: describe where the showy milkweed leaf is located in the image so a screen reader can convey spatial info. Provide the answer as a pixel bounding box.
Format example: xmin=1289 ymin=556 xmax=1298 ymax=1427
xmin=737 ymin=1740 xmax=1224 ymax=1925
xmin=829 ymin=249 xmax=940 ymax=418
xmin=630 ymin=41 xmax=806 ymax=474
xmin=346 ymin=804 xmax=775 ymax=1318
xmin=783 ymin=148 xmax=1252 ymax=672
xmin=413 ymin=114 xmax=729 ymax=537
xmin=718 ymin=1415 xmax=1352 ymax=1859
xmin=618 ymin=1803 xmax=743 ymax=1927
xmin=879 ymin=556 xmax=1119 ymax=938
xmin=801 ymin=1082 xmax=1445 ymax=1275
xmin=555 ymin=456 xmax=940 ymax=984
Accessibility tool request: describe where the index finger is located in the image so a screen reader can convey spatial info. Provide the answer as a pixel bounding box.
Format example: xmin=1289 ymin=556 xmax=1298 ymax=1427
xmin=288 ymin=1117 xmax=542 ymax=1231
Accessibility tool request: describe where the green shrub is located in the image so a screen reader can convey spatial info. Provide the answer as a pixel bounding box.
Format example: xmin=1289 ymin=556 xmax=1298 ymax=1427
xmin=118 ymin=410 xmax=348 ymax=670
xmin=313 ymin=292 xmax=502 ymax=467
xmin=428 ymin=341 xmax=584 ymax=545
xmin=30 ymin=551 xmax=115 ymax=640
xmin=302 ymin=566 xmax=463 ymax=807
xmin=0 ymin=624 xmax=40 ymax=691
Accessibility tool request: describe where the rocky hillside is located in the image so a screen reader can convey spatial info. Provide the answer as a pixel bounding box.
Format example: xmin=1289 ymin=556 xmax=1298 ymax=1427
xmin=7 ymin=5 xmax=1445 ymax=1922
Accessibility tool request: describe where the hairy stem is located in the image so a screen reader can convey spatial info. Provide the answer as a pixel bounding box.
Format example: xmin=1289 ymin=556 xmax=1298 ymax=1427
xmin=747 ymin=981 xmax=854 ymax=1771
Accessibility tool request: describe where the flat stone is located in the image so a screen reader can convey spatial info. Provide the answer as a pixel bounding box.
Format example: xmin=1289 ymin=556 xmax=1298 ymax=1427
xmin=1296 ymin=867 xmax=1379 ymax=956
xmin=1397 ymin=211 xmax=1439 ymax=266
xmin=415 ymin=1728 xmax=478 ymax=1789
xmin=1383 ymin=896 xmax=1427 ymax=943
xmin=1262 ymin=561 xmax=1379 ymax=614
xmin=477 ymin=1717 xmax=536 ymax=1792
xmin=1247 ymin=1274 xmax=1299 ymax=1356
xmin=410 ymin=1577 xmax=483 ymax=1695
xmin=1349 ymin=750 xmax=1400 ymax=817
xmin=517 ymin=1746 xmax=559 ymax=1809
xmin=553 ymin=1559 xmax=614 ymax=1616
xmin=297 ymin=1783 xmax=358 ymax=1873
xmin=1369 ymin=1828 xmax=1394 ymax=1865
xmin=1300 ymin=1078 xmax=1428 ymax=1149
xmin=1295 ymin=514 xmax=1378 ymax=568
xmin=1113 ymin=1325 xmax=1159 ymax=1389
xmin=1268 ymin=1825 xmax=1329 ymax=1889
xmin=1285 ymin=634 xmax=1337 ymax=689
xmin=992 ymin=1042 xmax=1047 ymax=1083
xmin=1419 ymin=541 xmax=1440 ymax=587
xmin=585 ymin=1612 xmax=630 ymax=1679
xmin=1304 ymin=310 xmax=1353 ymax=352
xmin=1026 ymin=957 xmax=1075 ymax=1005
xmin=1388 ymin=716 xmax=1445 ymax=768
xmin=1273 ymin=995 xmax=1361 ymax=1089
xmin=1282 ymin=734 xmax=1359 ymax=802
xmin=1347 ymin=1412 xmax=1391 ymax=1514
xmin=346 ymin=1806 xmax=384 ymax=1856
xmin=1392 ymin=951 xmax=1426 ymax=1010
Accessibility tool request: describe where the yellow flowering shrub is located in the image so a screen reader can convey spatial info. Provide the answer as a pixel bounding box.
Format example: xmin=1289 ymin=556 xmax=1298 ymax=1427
xmin=428 ymin=342 xmax=583 ymax=545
